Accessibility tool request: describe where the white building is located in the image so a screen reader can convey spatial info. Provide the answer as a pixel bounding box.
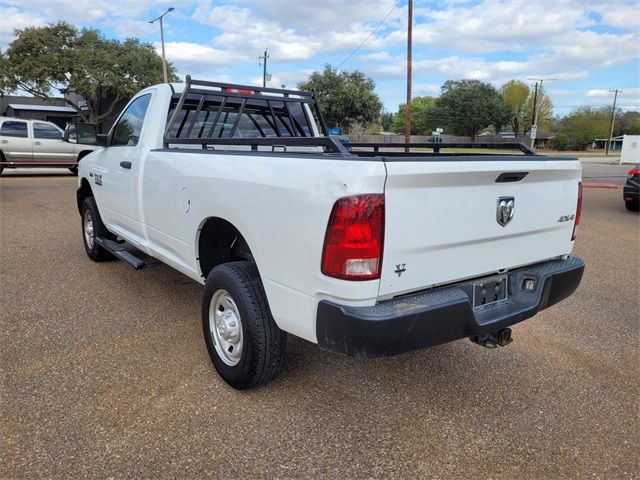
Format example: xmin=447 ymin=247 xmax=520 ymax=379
xmin=620 ymin=135 xmax=640 ymax=165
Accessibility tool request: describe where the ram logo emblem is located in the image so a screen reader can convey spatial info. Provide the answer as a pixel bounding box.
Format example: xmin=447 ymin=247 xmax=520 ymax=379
xmin=496 ymin=196 xmax=515 ymax=226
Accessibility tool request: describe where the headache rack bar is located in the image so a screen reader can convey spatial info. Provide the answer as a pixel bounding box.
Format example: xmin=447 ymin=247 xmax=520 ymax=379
xmin=164 ymin=75 xmax=348 ymax=154
xmin=350 ymin=142 xmax=536 ymax=155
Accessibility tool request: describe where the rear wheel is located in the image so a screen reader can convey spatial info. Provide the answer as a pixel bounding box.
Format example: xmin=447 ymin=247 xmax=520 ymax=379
xmin=81 ymin=197 xmax=115 ymax=261
xmin=625 ymin=200 xmax=639 ymax=212
xmin=0 ymin=151 xmax=4 ymax=175
xmin=202 ymin=261 xmax=287 ymax=389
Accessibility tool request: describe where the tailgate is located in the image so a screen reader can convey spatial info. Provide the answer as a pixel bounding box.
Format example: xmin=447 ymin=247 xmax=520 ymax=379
xmin=379 ymin=158 xmax=581 ymax=297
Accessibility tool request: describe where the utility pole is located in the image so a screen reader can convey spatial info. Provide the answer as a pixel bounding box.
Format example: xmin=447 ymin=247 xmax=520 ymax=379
xmin=149 ymin=8 xmax=174 ymax=83
xmin=526 ymin=77 xmax=556 ymax=149
xmin=606 ymin=89 xmax=622 ymax=156
xmin=259 ymin=50 xmax=270 ymax=88
xmin=405 ymin=0 xmax=413 ymax=151
xmin=530 ymin=82 xmax=538 ymax=131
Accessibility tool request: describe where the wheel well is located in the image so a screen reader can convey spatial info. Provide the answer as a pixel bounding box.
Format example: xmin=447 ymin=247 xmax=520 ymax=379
xmin=198 ymin=218 xmax=254 ymax=279
xmin=77 ymin=178 xmax=93 ymax=213
xmin=77 ymin=150 xmax=93 ymax=162
xmin=0 ymin=149 xmax=5 ymax=161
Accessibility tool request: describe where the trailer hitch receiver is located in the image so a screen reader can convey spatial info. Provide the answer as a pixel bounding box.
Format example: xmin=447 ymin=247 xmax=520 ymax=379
xmin=470 ymin=328 xmax=513 ymax=348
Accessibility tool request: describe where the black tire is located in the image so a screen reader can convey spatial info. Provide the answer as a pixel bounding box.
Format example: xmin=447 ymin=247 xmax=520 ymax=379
xmin=0 ymin=151 xmax=4 ymax=176
xmin=202 ymin=261 xmax=287 ymax=389
xmin=625 ymin=200 xmax=639 ymax=212
xmin=80 ymin=197 xmax=115 ymax=261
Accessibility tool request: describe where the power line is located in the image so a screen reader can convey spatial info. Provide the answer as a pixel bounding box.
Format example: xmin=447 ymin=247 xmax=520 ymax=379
xmin=336 ymin=4 xmax=397 ymax=70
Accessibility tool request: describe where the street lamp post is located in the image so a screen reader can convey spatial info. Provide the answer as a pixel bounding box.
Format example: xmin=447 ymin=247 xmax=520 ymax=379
xmin=149 ymin=7 xmax=174 ymax=83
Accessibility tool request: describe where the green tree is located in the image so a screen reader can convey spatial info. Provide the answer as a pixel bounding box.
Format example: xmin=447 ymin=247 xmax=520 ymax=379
xmin=500 ymin=80 xmax=553 ymax=136
xmin=0 ymin=22 xmax=178 ymax=124
xmin=616 ymin=111 xmax=640 ymax=135
xmin=380 ymin=111 xmax=394 ymax=132
xmin=427 ymin=79 xmax=511 ymax=141
xmin=628 ymin=117 xmax=640 ymax=135
xmin=555 ymin=107 xmax=610 ymax=150
xmin=391 ymin=96 xmax=437 ymax=135
xmin=500 ymin=80 xmax=530 ymax=136
xmin=298 ymin=65 xmax=383 ymax=133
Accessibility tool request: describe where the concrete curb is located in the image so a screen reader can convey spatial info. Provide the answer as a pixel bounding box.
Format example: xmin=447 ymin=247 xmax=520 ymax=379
xmin=582 ymin=182 xmax=621 ymax=189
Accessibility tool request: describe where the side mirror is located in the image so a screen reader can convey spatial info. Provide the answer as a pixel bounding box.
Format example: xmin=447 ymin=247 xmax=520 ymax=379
xmin=63 ymin=124 xmax=78 ymax=143
xmin=64 ymin=123 xmax=101 ymax=145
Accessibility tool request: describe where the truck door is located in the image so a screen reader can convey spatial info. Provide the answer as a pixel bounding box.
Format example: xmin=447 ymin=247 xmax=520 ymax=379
xmin=32 ymin=122 xmax=74 ymax=164
xmin=90 ymin=92 xmax=153 ymax=244
xmin=0 ymin=120 xmax=33 ymax=163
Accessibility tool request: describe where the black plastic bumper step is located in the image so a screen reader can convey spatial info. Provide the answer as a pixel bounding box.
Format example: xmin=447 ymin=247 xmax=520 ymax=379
xmin=95 ymin=237 xmax=146 ymax=270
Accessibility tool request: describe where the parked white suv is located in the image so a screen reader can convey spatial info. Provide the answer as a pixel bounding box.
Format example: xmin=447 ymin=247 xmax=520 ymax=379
xmin=0 ymin=117 xmax=97 ymax=175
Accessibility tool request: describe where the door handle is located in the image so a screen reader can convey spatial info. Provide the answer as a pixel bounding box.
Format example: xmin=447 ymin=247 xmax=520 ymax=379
xmin=1 ymin=140 xmax=7 ymax=144
xmin=120 ymin=161 xmax=132 ymax=169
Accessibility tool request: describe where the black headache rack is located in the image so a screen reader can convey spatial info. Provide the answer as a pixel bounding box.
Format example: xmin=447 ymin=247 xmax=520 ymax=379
xmin=163 ymin=75 xmax=349 ymax=154
xmin=349 ymin=142 xmax=536 ymax=156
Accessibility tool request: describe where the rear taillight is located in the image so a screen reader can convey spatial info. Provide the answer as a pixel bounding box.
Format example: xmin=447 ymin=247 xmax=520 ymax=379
xmin=572 ymin=182 xmax=582 ymax=241
xmin=321 ymin=195 xmax=384 ymax=281
xmin=627 ymin=169 xmax=640 ymax=179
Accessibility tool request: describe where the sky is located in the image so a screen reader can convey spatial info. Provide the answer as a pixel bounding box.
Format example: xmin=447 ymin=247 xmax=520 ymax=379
xmin=1 ymin=0 xmax=639 ymax=115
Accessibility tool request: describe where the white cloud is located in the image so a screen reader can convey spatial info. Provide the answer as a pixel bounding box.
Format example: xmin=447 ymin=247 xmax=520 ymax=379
xmin=0 ymin=7 xmax=45 ymax=47
xmin=160 ymin=42 xmax=244 ymax=67
xmin=413 ymin=83 xmax=440 ymax=95
xmin=360 ymin=51 xmax=395 ymax=62
xmin=249 ymin=69 xmax=315 ymax=89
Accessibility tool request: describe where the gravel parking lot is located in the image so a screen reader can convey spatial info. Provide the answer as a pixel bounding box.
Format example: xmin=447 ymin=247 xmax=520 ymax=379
xmin=1 ymin=172 xmax=638 ymax=478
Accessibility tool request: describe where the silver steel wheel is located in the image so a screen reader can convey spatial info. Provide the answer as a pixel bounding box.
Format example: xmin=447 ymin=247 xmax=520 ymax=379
xmin=83 ymin=209 xmax=95 ymax=249
xmin=209 ymin=289 xmax=244 ymax=366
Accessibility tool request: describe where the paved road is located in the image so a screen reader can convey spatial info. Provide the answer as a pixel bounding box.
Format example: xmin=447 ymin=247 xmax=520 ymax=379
xmin=581 ymin=163 xmax=632 ymax=185
xmin=1 ymin=174 xmax=638 ymax=478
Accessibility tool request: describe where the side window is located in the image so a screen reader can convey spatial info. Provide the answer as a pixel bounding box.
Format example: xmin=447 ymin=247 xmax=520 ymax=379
xmin=34 ymin=123 xmax=62 ymax=140
xmin=0 ymin=121 xmax=28 ymax=138
xmin=111 ymin=94 xmax=151 ymax=146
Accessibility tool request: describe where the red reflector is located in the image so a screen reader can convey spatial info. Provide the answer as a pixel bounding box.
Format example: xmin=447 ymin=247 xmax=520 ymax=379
xmin=225 ymin=87 xmax=255 ymax=95
xmin=628 ymin=169 xmax=640 ymax=175
xmin=572 ymin=182 xmax=582 ymax=241
xmin=321 ymin=195 xmax=384 ymax=281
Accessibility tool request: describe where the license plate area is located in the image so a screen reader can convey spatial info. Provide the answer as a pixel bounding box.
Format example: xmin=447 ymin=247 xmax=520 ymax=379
xmin=472 ymin=275 xmax=508 ymax=312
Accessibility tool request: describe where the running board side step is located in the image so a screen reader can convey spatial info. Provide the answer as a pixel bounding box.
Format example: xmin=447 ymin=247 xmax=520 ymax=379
xmin=95 ymin=237 xmax=146 ymax=270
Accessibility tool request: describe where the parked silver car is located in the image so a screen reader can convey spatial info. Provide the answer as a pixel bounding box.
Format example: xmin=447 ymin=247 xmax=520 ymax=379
xmin=0 ymin=117 xmax=97 ymax=175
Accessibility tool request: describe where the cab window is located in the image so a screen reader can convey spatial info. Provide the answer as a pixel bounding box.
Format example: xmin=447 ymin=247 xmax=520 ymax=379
xmin=111 ymin=94 xmax=151 ymax=146
xmin=34 ymin=123 xmax=62 ymax=140
xmin=0 ymin=121 xmax=28 ymax=138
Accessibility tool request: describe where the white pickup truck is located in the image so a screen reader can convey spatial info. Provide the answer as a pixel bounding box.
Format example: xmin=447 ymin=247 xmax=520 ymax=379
xmin=70 ymin=77 xmax=584 ymax=389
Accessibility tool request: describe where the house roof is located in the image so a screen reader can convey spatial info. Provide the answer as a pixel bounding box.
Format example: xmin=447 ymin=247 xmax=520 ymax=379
xmin=594 ymin=136 xmax=624 ymax=141
xmin=7 ymin=104 xmax=79 ymax=114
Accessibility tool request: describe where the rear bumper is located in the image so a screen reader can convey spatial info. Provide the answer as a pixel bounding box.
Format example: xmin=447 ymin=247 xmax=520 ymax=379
xmin=316 ymin=256 xmax=585 ymax=358
xmin=623 ymin=184 xmax=639 ymax=201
